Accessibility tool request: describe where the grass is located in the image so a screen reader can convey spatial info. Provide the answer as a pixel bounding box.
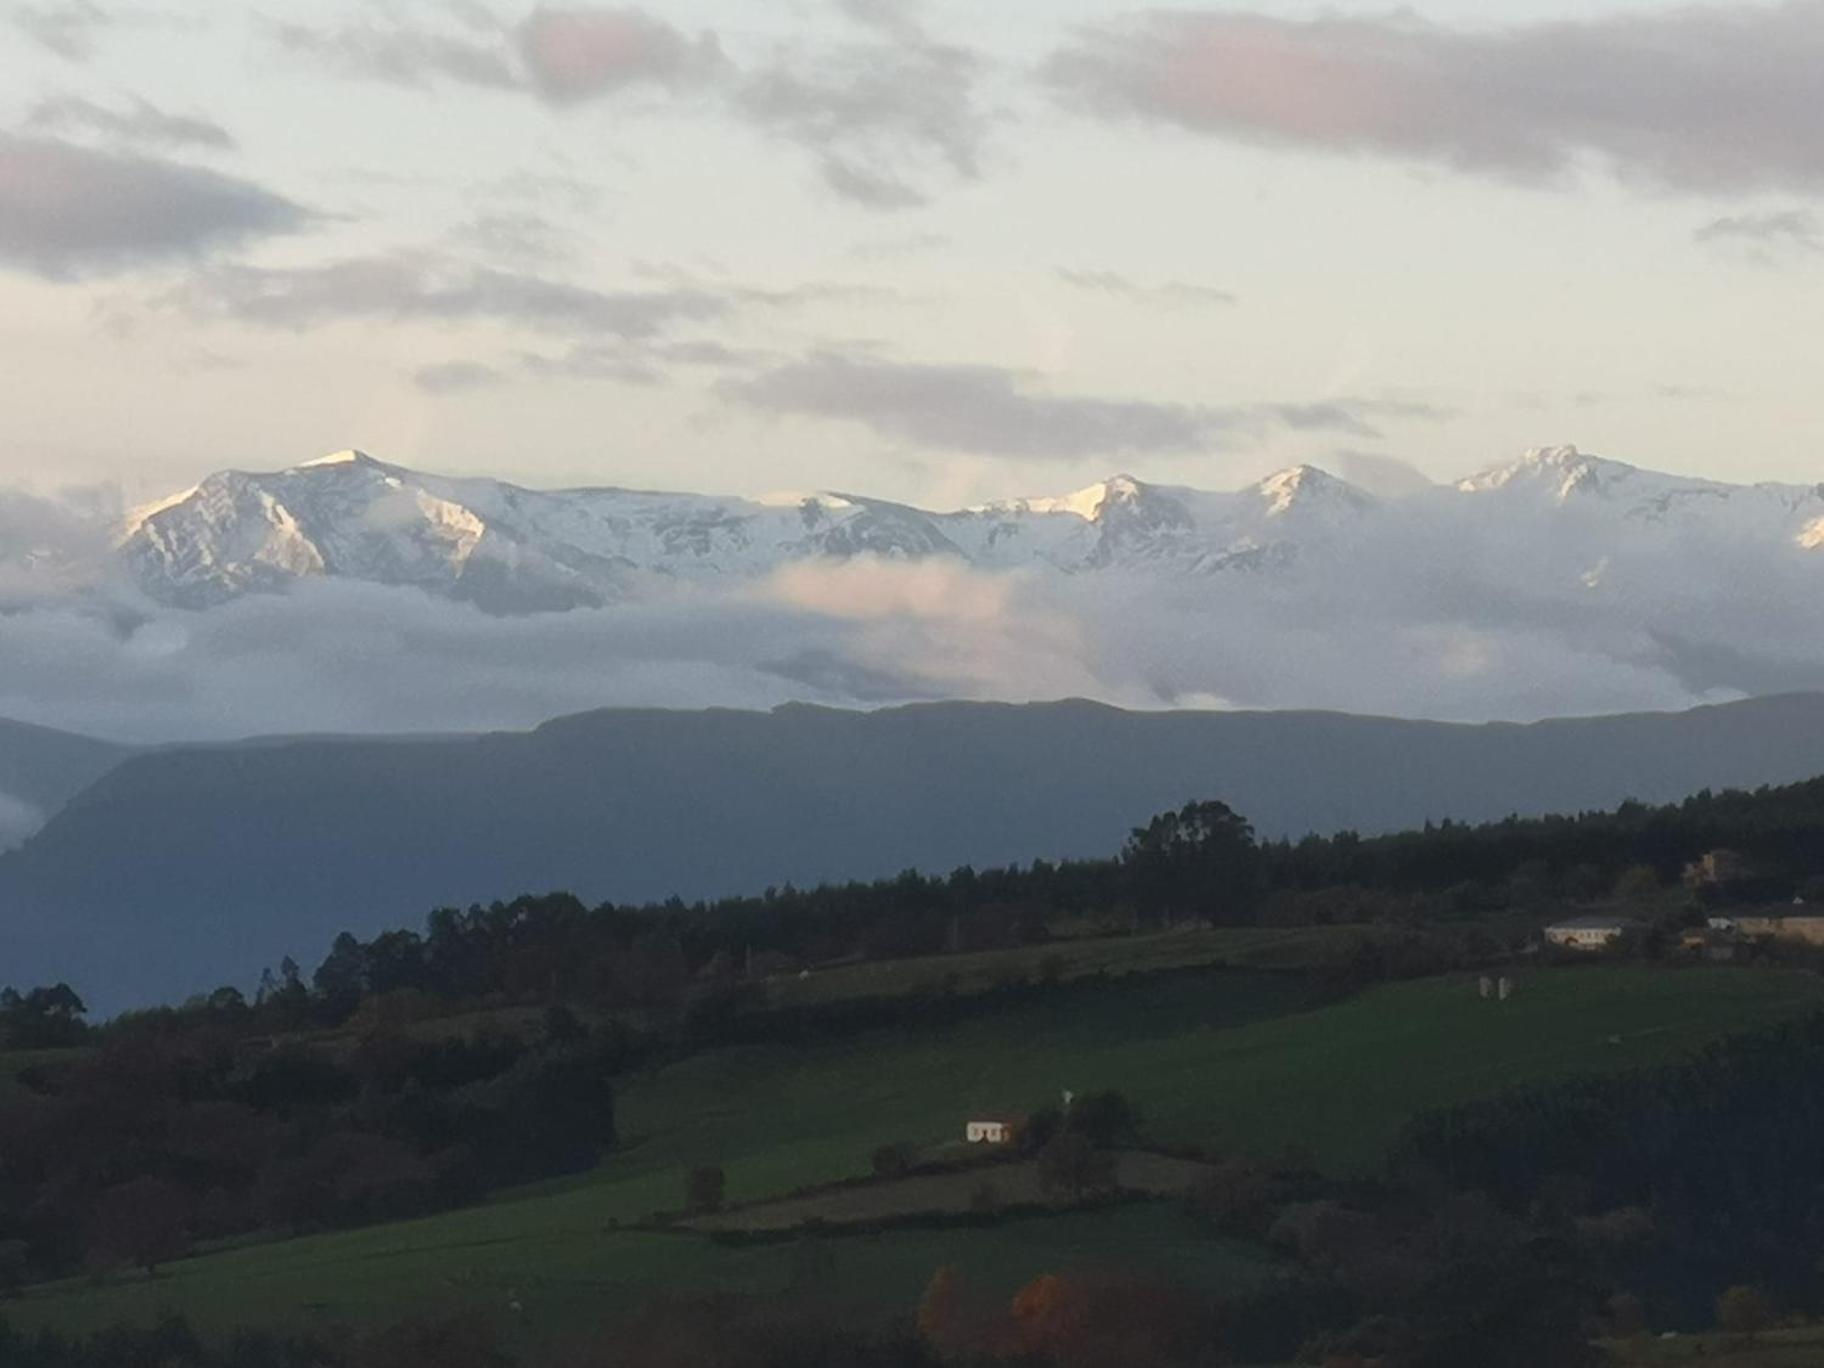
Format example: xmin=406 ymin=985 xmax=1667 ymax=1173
xmin=684 ymin=1151 xmax=1222 ymax=1233
xmin=10 ymin=963 xmax=1824 ymax=1346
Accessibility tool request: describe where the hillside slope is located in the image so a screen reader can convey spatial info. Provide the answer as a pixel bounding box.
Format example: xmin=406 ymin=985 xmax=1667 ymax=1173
xmin=0 ymin=719 xmax=133 ymax=852
xmin=8 ymin=694 xmax=1824 ymax=1008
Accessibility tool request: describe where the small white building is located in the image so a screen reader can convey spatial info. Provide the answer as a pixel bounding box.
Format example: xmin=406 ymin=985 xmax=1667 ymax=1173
xmin=965 ymin=1115 xmax=1024 ymax=1146
xmin=1544 ymin=915 xmax=1639 ymax=951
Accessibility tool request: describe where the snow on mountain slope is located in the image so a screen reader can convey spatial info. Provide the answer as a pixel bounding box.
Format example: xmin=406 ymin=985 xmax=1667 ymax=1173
xmin=104 ymin=445 xmax=1824 ymax=613
xmin=1457 ymin=445 xmax=1824 ymax=539
xmin=114 ymin=451 xmax=1382 ymax=609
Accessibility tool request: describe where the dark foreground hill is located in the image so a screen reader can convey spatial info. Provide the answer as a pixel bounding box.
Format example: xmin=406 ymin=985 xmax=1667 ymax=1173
xmin=11 ymin=694 xmax=1824 ymax=1010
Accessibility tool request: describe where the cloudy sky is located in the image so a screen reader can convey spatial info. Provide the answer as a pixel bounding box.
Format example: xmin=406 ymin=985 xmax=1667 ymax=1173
xmin=3 ymin=0 xmax=1822 ymax=512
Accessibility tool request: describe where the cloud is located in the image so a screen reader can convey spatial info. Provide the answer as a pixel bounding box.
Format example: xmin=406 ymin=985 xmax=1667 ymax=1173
xmin=276 ymin=4 xmax=995 ymax=208
xmin=272 ymin=17 xmax=520 ymax=89
xmin=516 ymin=6 xmax=726 ymax=102
xmin=164 ymin=250 xmax=731 ymax=337
xmin=720 ymin=352 xmax=1448 ymax=458
xmin=24 ymin=94 xmax=235 ymax=151
xmin=1695 ymin=208 xmax=1824 ymax=263
xmin=0 ymin=135 xmax=311 ymax=279
xmin=273 ymin=6 xmax=721 ymax=99
xmin=1046 ymin=4 xmax=1824 ymax=195
xmin=848 ymin=231 xmax=949 ymax=261
xmin=736 ymin=9 xmax=992 ymax=209
xmin=14 ymin=448 xmax=1824 ymax=739
xmin=0 ymin=486 xmax=116 ymax=607
xmin=1056 ymin=268 xmax=1236 ymax=308
xmin=0 ymin=487 xmax=1808 ymax=746
xmin=520 ymin=336 xmax=763 ymax=385
xmin=1329 ymin=451 xmax=1437 ymax=498
xmin=12 ymin=0 xmax=111 ymax=58
xmin=0 ymin=792 xmax=46 ymax=854
xmin=413 ymin=360 xmax=508 ymax=393
xmin=450 ymin=210 xmax=575 ymax=267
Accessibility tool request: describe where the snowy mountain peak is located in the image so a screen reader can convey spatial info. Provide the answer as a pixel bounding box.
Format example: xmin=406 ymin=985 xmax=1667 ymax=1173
xmin=1253 ymin=464 xmax=1370 ymax=516
xmin=298 ymin=449 xmax=379 ymax=469
xmin=1457 ymin=445 xmax=1642 ymax=503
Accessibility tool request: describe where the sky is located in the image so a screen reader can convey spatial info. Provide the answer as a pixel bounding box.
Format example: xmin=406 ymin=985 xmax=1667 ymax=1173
xmin=3 ymin=0 xmax=1824 ymax=512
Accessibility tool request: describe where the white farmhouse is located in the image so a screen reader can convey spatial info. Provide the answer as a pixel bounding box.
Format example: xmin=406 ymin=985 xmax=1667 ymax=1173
xmin=965 ymin=1115 xmax=1025 ymax=1146
xmin=1544 ymin=915 xmax=1639 ymax=951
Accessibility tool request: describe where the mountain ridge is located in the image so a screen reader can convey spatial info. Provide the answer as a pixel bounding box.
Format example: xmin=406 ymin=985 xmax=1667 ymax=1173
xmin=94 ymin=443 xmax=1824 ymax=614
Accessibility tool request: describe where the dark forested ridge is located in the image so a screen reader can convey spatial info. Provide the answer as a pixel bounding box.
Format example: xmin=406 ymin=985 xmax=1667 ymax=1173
xmin=13 ymin=693 xmax=1824 ymax=1010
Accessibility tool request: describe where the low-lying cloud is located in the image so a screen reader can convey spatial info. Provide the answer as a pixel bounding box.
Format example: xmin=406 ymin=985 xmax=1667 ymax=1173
xmin=6 ymin=467 xmax=1821 ymax=744
xmin=0 ymin=792 xmax=46 ymax=854
xmin=1046 ymin=3 xmax=1824 ymax=195
xmin=0 ymin=135 xmax=311 ymax=279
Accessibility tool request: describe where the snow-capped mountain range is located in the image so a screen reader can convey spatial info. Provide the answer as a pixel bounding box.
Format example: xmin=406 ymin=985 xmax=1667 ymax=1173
xmin=105 ymin=445 xmax=1824 ymax=613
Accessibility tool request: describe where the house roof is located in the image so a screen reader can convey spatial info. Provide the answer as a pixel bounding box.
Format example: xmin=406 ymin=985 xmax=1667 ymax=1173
xmin=968 ymin=1113 xmax=1028 ymax=1127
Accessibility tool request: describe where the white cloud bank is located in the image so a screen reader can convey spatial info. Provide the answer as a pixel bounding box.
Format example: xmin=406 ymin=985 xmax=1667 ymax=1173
xmin=0 ymin=488 xmax=1812 ymax=745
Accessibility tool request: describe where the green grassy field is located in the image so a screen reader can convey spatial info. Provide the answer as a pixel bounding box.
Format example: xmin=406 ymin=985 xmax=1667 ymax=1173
xmin=10 ymin=963 xmax=1824 ymax=1346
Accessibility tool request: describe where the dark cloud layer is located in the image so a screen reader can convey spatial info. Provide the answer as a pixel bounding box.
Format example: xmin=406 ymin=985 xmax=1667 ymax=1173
xmin=721 ymin=352 xmax=1445 ymax=458
xmin=0 ymin=135 xmax=311 ymax=279
xmin=1047 ymin=3 xmax=1824 ymax=194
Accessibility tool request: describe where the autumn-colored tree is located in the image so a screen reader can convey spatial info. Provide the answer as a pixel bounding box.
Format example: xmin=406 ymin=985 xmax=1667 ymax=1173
xmin=1007 ymin=1270 xmax=1214 ymax=1368
xmin=917 ymin=1265 xmax=961 ymax=1346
